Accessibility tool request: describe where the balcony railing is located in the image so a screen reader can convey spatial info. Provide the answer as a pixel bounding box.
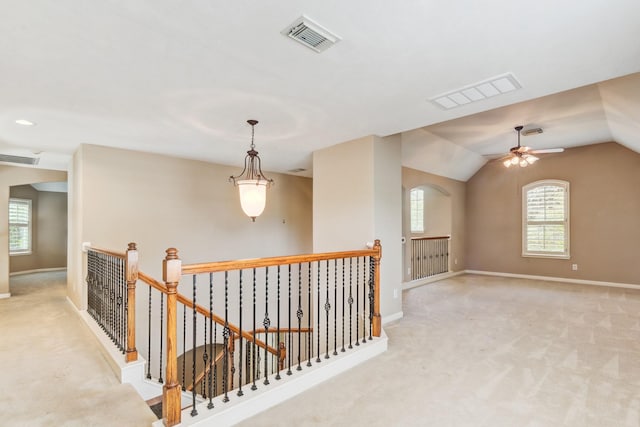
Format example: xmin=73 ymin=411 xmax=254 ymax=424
xmin=85 ymin=240 xmax=383 ymax=426
xmin=411 ymin=236 xmax=449 ymax=280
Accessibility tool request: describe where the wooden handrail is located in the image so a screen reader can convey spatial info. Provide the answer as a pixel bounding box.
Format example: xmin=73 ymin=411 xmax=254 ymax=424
xmin=187 ymin=343 xmax=228 ymax=392
xmin=176 ymin=293 xmax=277 ymax=356
xmin=138 ymin=270 xmax=277 ymax=356
xmin=138 ymin=271 xmax=278 ymax=356
xmin=182 ymin=248 xmax=379 ymax=275
xmin=138 ymin=271 xmax=168 ymax=293
xmin=247 ymin=327 xmax=313 ymax=335
xmin=410 ymin=236 xmax=450 ymax=241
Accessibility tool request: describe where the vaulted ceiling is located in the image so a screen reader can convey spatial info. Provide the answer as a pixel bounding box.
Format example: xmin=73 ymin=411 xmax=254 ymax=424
xmin=1 ymin=1 xmax=640 ymax=180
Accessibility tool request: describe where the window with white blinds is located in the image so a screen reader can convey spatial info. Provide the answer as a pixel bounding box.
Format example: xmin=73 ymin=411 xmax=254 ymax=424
xmin=522 ymin=180 xmax=569 ymax=258
xmin=9 ymin=198 xmax=32 ymax=255
xmin=410 ymin=188 xmax=424 ymax=233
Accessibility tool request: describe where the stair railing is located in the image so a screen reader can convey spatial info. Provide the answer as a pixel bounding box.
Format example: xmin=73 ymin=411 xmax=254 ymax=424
xmin=86 ymin=243 xmax=138 ymax=362
xmin=161 ymin=239 xmax=382 ymax=426
xmin=410 ymin=236 xmax=450 ymax=280
xmin=85 ymin=240 xmax=382 ymax=427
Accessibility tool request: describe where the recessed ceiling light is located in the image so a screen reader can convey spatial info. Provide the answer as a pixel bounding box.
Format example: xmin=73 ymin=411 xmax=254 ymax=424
xmin=15 ymin=119 xmax=36 ymax=126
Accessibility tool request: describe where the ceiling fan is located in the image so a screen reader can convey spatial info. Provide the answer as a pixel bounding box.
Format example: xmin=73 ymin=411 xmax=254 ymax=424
xmin=496 ymin=125 xmax=564 ymax=168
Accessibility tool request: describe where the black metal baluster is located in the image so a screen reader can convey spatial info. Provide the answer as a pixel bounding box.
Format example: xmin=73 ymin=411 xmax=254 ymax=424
xmin=100 ymin=254 xmax=106 ymax=333
xmin=369 ymin=256 xmax=374 ymax=341
xmin=182 ymin=303 xmax=186 ymax=391
xmin=333 ymin=259 xmax=338 ymax=356
xmin=213 ymin=301 xmax=218 ymax=399
xmin=110 ymin=255 xmax=115 ymax=343
xmin=362 ymin=256 xmax=367 ymax=343
xmin=276 ymin=266 xmax=281 ymax=380
xmin=208 ymin=272 xmax=214 ymax=409
xmin=203 ymin=281 xmax=208 ymax=399
xmin=297 ymin=263 xmax=303 ymax=371
xmin=316 ymin=262 xmax=321 ymax=363
xmin=121 ymin=259 xmax=126 ymax=353
xmin=341 ymin=258 xmax=346 ymax=353
xmin=348 ymin=258 xmax=353 ymax=349
xmin=122 ymin=260 xmax=127 ymax=353
xmin=251 ymin=268 xmax=257 ymax=391
xmin=287 ymin=264 xmax=292 ymax=376
xmin=263 ymin=267 xmax=270 ymax=385
xmin=307 ymin=262 xmax=312 ymax=367
xmin=146 ymin=285 xmax=152 ymax=380
xmin=191 ymin=275 xmax=198 ymax=416
xmin=237 ymin=270 xmax=244 ymax=396
xmin=159 ymin=292 xmax=164 ymax=383
xmin=324 ymin=260 xmax=330 ymax=359
xmin=355 ymin=257 xmax=360 ymax=346
xmin=223 ymin=272 xmax=230 ymax=402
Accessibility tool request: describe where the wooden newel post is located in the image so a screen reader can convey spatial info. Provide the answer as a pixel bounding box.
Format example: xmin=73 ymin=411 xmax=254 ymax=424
xmin=125 ymin=242 xmax=139 ymax=362
xmin=162 ymin=248 xmax=182 ymax=427
xmin=372 ymin=239 xmax=382 ymax=337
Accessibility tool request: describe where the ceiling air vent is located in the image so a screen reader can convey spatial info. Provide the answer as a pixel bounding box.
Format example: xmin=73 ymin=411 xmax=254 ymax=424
xmin=281 ymin=16 xmax=340 ymax=53
xmin=429 ymin=73 xmax=522 ymax=110
xmin=0 ymin=154 xmax=40 ymax=165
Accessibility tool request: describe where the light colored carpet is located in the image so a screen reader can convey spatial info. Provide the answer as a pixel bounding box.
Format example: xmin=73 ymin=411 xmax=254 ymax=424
xmin=0 ymin=271 xmax=157 ymax=427
xmin=239 ymin=274 xmax=640 ymax=426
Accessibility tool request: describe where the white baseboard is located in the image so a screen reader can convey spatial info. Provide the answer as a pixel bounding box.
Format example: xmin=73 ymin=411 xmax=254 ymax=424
xmin=0 ymin=293 xmax=11 ymax=299
xmin=402 ymin=270 xmax=465 ymax=291
xmin=382 ymin=311 xmax=404 ymax=324
xmin=10 ymin=267 xmax=66 ymax=277
xmin=465 ymin=270 xmax=640 ymax=290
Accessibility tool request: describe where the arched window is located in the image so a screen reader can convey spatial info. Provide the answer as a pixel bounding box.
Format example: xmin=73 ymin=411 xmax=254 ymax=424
xmin=522 ymin=180 xmax=569 ymax=258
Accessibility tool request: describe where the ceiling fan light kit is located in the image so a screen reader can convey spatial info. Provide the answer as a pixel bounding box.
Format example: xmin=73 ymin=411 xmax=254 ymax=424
xmin=503 ymin=125 xmax=541 ymax=168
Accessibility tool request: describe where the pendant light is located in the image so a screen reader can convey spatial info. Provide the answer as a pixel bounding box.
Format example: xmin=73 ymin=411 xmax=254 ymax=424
xmin=229 ymin=120 xmax=274 ymax=221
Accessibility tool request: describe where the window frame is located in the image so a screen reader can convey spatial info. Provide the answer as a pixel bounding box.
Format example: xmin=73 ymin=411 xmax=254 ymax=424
xmin=9 ymin=197 xmax=33 ymax=256
xmin=522 ymin=179 xmax=570 ymax=259
xmin=410 ymin=188 xmax=424 ymax=233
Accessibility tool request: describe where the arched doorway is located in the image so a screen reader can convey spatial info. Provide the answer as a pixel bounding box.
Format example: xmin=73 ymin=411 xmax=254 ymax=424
xmin=402 ymin=184 xmax=452 ymax=283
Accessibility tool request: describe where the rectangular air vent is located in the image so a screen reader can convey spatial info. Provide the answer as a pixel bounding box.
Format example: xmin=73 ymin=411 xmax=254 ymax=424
xmin=429 ymin=73 xmax=522 ymax=110
xmin=0 ymin=154 xmax=40 ymax=165
xmin=281 ymin=16 xmax=340 ymax=53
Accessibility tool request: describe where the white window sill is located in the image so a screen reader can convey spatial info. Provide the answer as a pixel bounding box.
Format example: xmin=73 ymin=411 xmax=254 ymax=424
xmin=522 ymin=253 xmax=570 ymax=260
xmin=10 ymin=251 xmax=32 ymax=257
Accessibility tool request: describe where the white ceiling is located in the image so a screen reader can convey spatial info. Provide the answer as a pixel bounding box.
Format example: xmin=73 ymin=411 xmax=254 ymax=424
xmin=1 ymin=1 xmax=640 ymax=180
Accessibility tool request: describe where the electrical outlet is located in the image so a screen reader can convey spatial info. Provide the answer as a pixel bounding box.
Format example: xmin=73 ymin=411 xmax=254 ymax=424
xmin=393 ymin=289 xmax=399 ymax=299
xmin=407 ymin=267 xmax=411 ymax=275
xmin=454 ymin=258 xmax=458 ymax=265
xmin=572 ymin=264 xmax=578 ymax=271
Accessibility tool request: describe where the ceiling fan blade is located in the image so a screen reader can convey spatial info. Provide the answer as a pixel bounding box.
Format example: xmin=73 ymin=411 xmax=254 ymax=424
xmin=483 ymin=153 xmax=508 ymax=159
xmin=530 ymin=148 xmax=565 ymax=154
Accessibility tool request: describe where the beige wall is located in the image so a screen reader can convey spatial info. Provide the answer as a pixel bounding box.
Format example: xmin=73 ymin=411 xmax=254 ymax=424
xmin=314 ymin=135 xmax=403 ymax=319
xmin=8 ymin=186 xmax=67 ymax=273
xmin=67 ymin=144 xmax=313 ymax=309
xmin=402 ymin=167 xmax=466 ymax=281
xmin=0 ymin=165 xmax=67 ymax=296
xmin=465 ymin=142 xmax=640 ymax=284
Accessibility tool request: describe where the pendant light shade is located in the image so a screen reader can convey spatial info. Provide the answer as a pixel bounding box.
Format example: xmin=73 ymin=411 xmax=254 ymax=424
xmin=229 ymin=120 xmax=274 ymax=221
xmin=237 ymin=179 xmax=268 ymax=219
